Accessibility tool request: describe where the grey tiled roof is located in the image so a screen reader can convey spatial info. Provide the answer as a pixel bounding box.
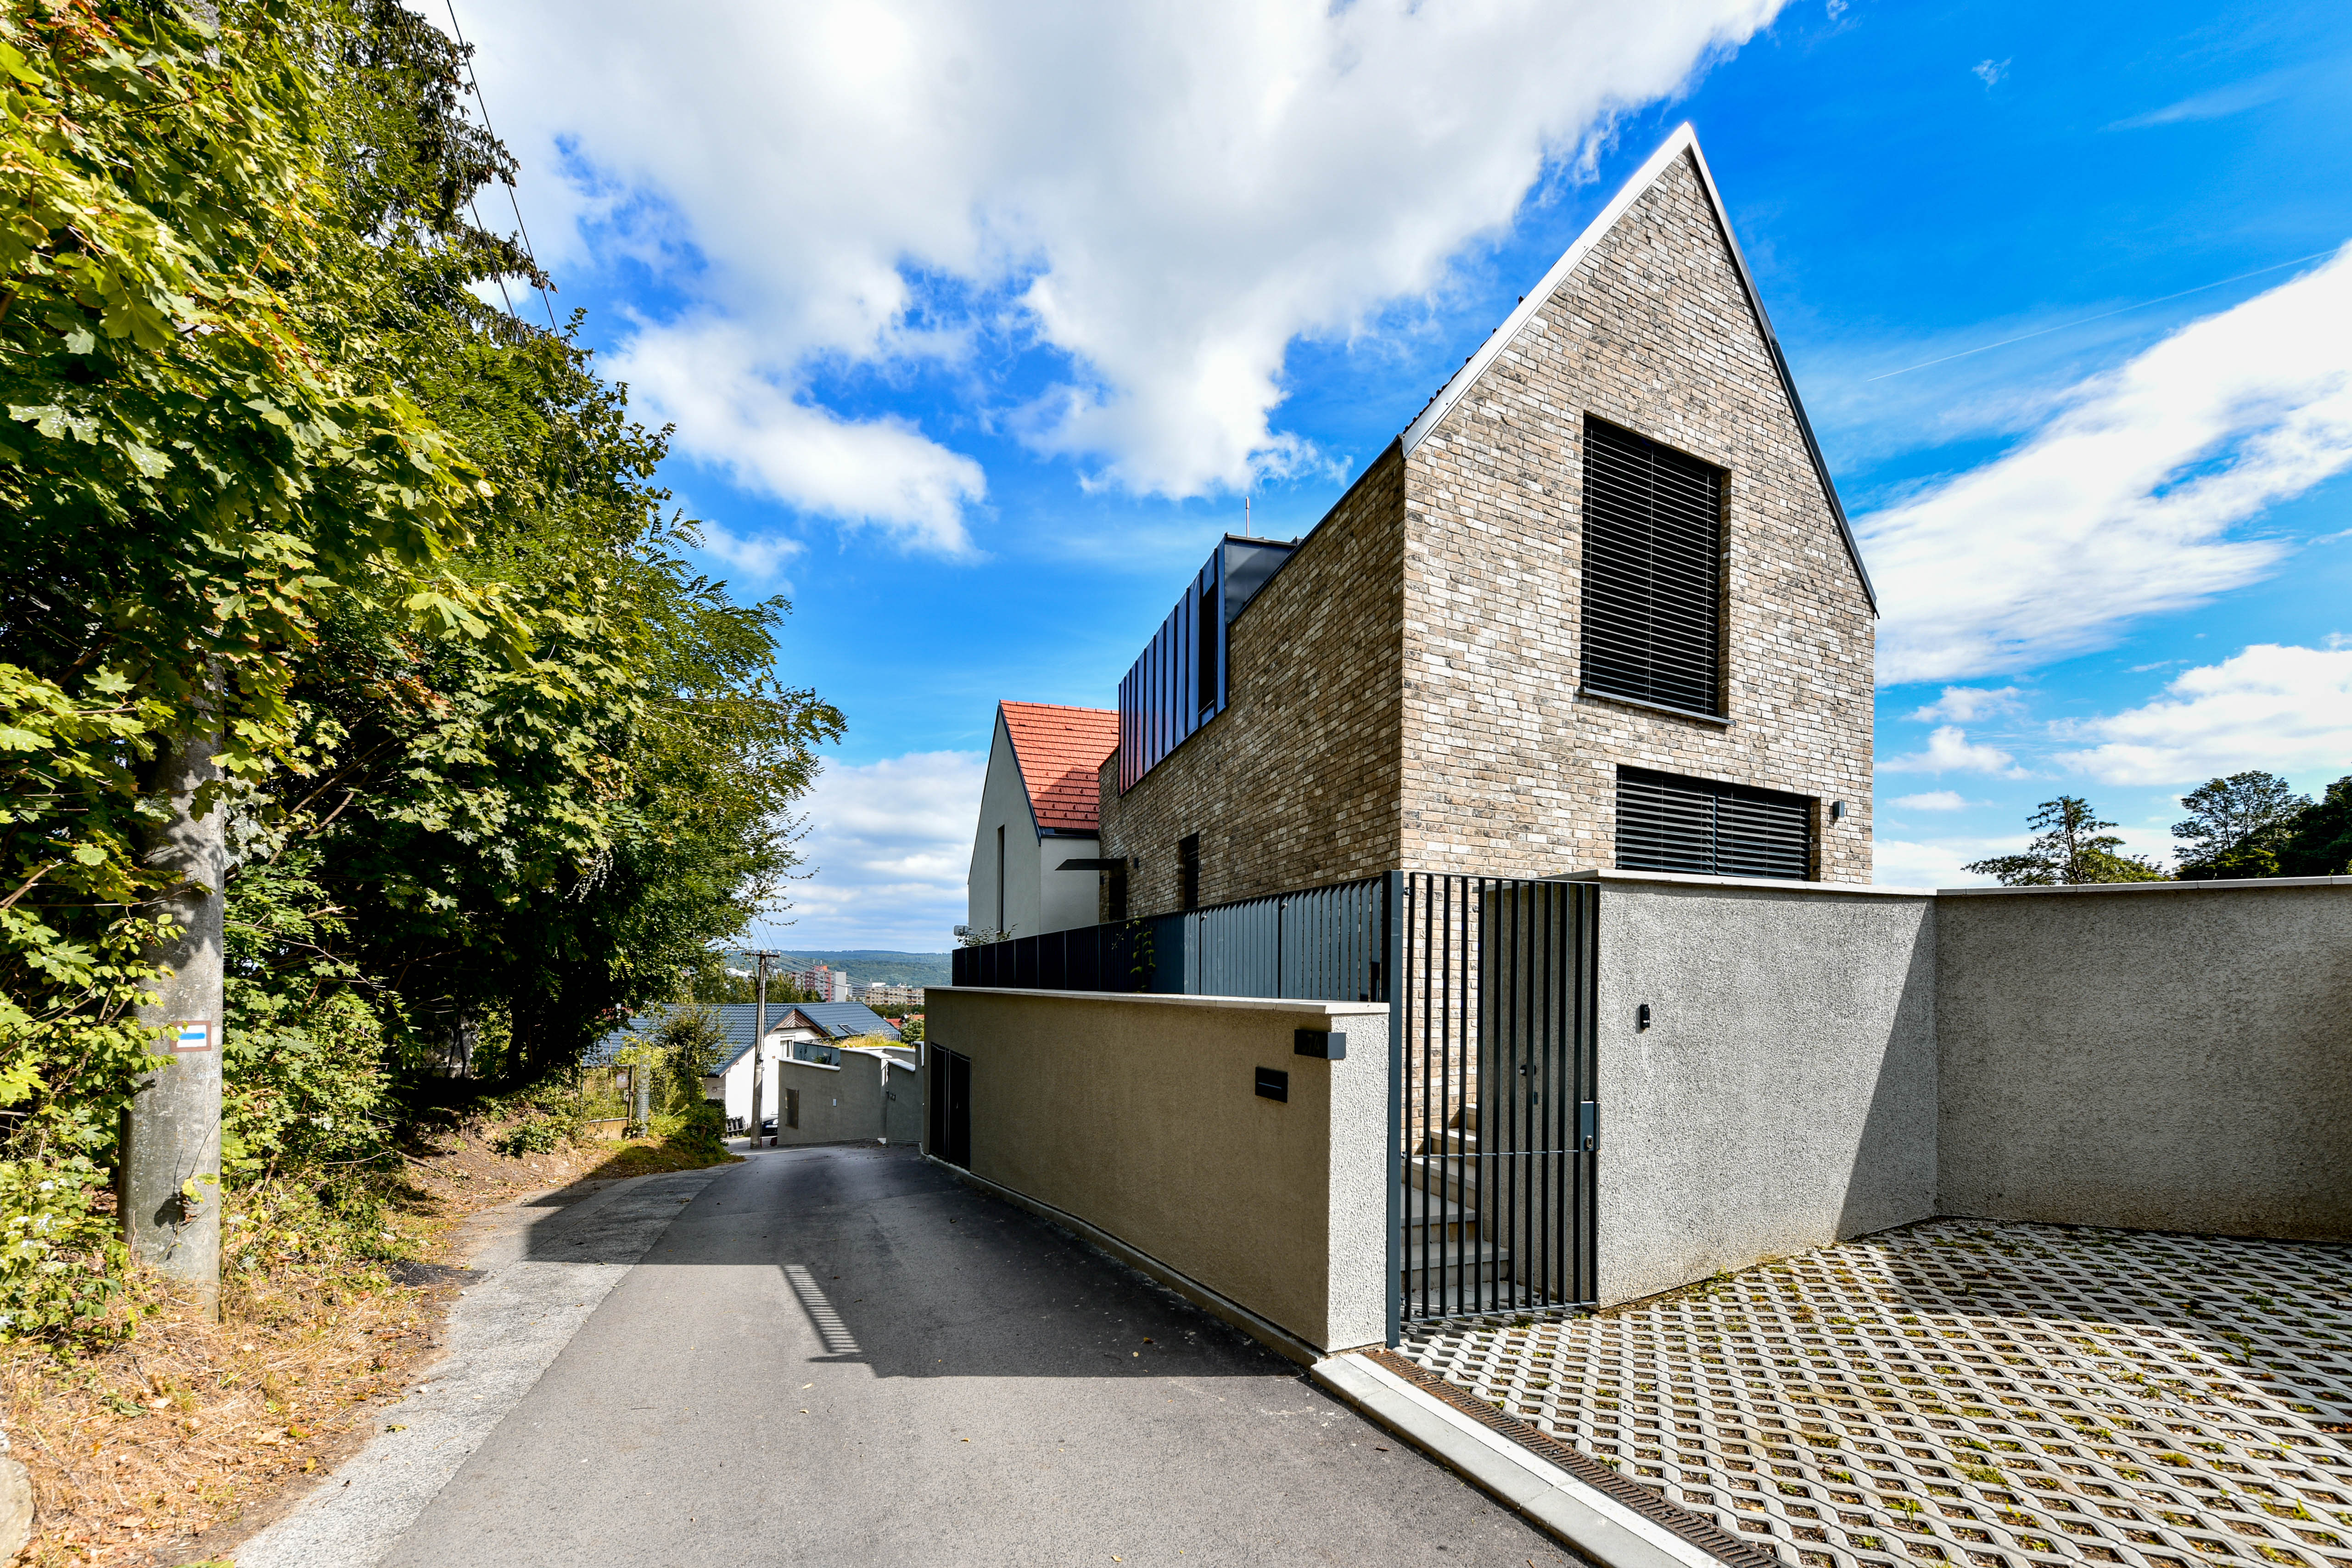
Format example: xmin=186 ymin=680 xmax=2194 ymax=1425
xmin=585 ymin=1000 xmax=901 ymax=1072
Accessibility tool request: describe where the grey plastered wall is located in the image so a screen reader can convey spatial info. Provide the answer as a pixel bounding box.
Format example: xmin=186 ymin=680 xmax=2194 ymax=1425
xmin=1936 ymin=879 xmax=2352 ymax=1240
xmin=774 ymin=1047 xmax=902 ymax=1147
xmin=1590 ymin=873 xmax=1938 ymax=1306
xmin=926 ymin=988 xmax=1391 ymax=1353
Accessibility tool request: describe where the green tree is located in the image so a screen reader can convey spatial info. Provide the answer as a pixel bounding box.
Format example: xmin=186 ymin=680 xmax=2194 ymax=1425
xmin=221 ymin=0 xmax=840 ymax=1085
xmin=1964 ymin=796 xmax=2169 ymax=886
xmin=2274 ymin=776 xmax=2352 ymax=877
xmin=2171 ymin=771 xmax=2309 ymax=879
xmin=0 ymin=0 xmax=506 ymax=1167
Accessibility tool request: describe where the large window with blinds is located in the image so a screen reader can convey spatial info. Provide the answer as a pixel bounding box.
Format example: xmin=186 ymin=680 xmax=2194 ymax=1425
xmin=1616 ymin=766 xmax=1813 ymax=880
xmin=1580 ymin=417 xmax=1725 ymax=717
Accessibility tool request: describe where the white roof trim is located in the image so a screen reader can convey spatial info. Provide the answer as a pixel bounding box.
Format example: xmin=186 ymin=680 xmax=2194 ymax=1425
xmin=1397 ymin=123 xmax=1877 ymax=614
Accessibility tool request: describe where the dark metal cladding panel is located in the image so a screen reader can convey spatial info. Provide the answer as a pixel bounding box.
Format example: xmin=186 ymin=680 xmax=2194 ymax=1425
xmin=1615 ymin=765 xmax=1812 ymax=880
xmin=1579 ymin=417 xmax=1724 ymax=717
xmin=1115 ymin=536 xmax=1297 ymax=794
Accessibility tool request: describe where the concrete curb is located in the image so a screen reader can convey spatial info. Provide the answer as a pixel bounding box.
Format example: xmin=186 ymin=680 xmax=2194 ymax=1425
xmin=1310 ymin=1352 xmax=1731 ymax=1568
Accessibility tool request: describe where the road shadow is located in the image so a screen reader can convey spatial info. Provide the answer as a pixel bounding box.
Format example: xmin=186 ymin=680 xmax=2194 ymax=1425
xmin=514 ymin=1142 xmax=1304 ymax=1382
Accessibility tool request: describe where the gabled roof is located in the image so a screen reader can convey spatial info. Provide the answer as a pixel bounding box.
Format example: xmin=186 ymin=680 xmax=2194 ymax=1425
xmin=1398 ymin=123 xmax=1876 ymax=614
xmin=585 ymin=1001 xmax=901 ymax=1073
xmin=1000 ymin=701 xmax=1119 ymax=834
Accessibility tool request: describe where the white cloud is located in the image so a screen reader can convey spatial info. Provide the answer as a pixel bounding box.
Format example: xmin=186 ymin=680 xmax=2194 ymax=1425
xmin=693 ymin=518 xmax=805 ymax=585
xmin=1972 ymin=58 xmax=2010 ymax=88
xmin=756 ymin=750 xmax=987 ymax=949
xmin=454 ymin=0 xmax=1785 ymax=537
xmin=608 ymin=320 xmax=986 ymax=554
xmin=1858 ymin=245 xmax=2352 ymax=684
xmin=2055 ymin=643 xmax=2352 ymax=785
xmin=1907 ymin=685 xmax=2022 ymax=723
xmin=1877 ymin=726 xmax=2022 ymax=775
xmin=1887 ymin=790 xmax=1969 ymax=811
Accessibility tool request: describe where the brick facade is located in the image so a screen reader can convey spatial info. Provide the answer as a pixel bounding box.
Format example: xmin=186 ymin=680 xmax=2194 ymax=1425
xmin=1098 ymin=139 xmax=1875 ymax=917
xmin=1097 ymin=447 xmax=1406 ymax=918
xmin=1400 ymin=149 xmax=1875 ymax=884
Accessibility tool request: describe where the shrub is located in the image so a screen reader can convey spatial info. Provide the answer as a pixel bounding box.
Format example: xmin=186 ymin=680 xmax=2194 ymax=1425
xmin=493 ymin=1118 xmax=562 ymax=1157
xmin=0 ymin=1157 xmax=133 ymax=1342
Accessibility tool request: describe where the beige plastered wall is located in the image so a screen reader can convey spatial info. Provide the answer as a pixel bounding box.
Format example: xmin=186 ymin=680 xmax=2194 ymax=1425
xmin=925 ymin=987 xmax=1392 ymax=1353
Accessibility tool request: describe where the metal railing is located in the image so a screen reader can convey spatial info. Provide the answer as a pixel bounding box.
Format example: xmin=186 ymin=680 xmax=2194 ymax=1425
xmin=1391 ymin=874 xmax=1599 ymax=1334
xmin=949 ymin=874 xmax=1389 ymax=1002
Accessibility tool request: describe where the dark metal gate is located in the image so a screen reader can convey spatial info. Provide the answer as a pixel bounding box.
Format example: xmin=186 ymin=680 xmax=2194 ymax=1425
xmin=926 ymin=1045 xmax=971 ymax=1169
xmin=1389 ymin=874 xmax=1599 ymax=1337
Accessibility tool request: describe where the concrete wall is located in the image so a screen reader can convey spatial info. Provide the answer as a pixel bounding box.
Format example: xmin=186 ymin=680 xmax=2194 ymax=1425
xmin=1588 ymin=872 xmax=1938 ymax=1305
xmin=1937 ymin=879 xmax=2352 ymax=1240
xmin=774 ymin=1047 xmax=911 ymax=1148
xmin=925 ymin=988 xmax=1392 ymax=1354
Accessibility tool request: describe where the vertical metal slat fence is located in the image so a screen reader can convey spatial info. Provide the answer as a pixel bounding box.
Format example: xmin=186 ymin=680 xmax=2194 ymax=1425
xmin=1393 ymin=874 xmax=1599 ymax=1333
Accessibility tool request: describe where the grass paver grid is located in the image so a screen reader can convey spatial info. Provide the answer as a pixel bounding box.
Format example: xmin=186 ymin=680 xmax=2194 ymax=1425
xmin=1400 ymin=1220 xmax=2352 ymax=1568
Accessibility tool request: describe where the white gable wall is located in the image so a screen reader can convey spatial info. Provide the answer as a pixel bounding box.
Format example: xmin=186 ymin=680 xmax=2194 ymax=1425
xmin=966 ymin=709 xmax=1101 ymax=938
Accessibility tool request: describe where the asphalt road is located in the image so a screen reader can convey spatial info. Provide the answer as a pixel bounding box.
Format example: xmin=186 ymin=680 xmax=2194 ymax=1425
xmin=254 ymin=1145 xmax=1581 ymax=1567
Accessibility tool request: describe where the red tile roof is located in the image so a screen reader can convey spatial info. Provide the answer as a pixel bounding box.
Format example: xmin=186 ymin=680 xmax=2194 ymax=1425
xmin=1001 ymin=701 xmax=1118 ymax=835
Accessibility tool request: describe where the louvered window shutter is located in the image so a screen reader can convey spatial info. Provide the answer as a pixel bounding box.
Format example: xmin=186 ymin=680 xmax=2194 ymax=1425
xmin=1580 ymin=418 xmax=1725 ymax=715
xmin=1616 ymin=767 xmax=1813 ymax=880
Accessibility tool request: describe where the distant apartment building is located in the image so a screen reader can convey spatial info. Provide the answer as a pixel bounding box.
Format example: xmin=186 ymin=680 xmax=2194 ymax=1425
xmin=862 ymin=981 xmax=924 ymax=1010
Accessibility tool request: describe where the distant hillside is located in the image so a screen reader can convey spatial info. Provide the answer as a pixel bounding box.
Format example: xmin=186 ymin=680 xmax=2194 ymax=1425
xmin=776 ymin=950 xmax=952 ymax=989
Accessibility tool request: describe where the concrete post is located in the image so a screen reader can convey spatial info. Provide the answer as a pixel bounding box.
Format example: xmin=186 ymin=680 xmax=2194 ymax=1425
xmin=752 ymin=956 xmax=768 ymax=1148
xmin=121 ymin=722 xmax=226 ymax=1313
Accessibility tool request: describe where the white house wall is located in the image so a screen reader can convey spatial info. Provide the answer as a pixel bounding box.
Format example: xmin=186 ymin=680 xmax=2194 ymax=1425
xmin=967 ymin=709 xmax=1101 ymax=937
xmin=1034 ymin=832 xmax=1101 ymax=934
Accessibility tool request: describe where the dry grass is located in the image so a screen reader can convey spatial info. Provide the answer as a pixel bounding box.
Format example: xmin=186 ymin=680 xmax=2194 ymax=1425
xmin=2 ymin=1124 xmax=735 ymax=1568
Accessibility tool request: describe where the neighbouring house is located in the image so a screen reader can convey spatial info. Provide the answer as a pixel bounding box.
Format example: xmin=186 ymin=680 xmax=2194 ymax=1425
xmin=590 ymin=1000 xmax=902 ymax=1138
xmin=966 ymin=701 xmax=1121 ymax=937
xmin=1092 ymin=123 xmax=1875 ymax=917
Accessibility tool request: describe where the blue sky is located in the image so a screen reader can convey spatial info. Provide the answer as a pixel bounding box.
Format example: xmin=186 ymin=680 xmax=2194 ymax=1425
xmin=447 ymin=0 xmax=2352 ymax=948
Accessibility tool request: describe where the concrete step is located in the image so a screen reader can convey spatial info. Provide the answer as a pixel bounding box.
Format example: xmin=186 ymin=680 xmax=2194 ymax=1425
xmin=1418 ymin=1128 xmax=1481 ymax=1159
xmin=1406 ymin=1279 xmax=1551 ymax=1318
xmin=1404 ymin=1154 xmax=1481 ymax=1205
xmin=1400 ymin=1240 xmax=1515 ymax=1292
xmin=1398 ymin=1192 xmax=1479 ymax=1246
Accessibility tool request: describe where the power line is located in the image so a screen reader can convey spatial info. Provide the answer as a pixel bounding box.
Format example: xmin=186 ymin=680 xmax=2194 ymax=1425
xmin=442 ymin=0 xmax=560 ymax=331
xmin=1862 ymin=246 xmax=2344 ymax=382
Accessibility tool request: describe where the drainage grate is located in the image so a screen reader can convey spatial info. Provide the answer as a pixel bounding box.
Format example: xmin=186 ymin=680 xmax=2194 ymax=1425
xmin=1400 ymin=1221 xmax=2352 ymax=1568
xmin=1370 ymin=1346 xmax=1781 ymax=1568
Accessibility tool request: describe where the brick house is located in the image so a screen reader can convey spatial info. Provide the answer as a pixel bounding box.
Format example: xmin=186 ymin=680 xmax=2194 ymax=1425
xmin=1096 ymin=124 xmax=1876 ymax=920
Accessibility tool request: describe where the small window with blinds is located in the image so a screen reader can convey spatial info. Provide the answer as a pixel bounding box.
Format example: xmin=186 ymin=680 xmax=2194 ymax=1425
xmin=1580 ymin=417 xmax=1725 ymax=717
xmin=1616 ymin=766 xmax=1814 ymax=881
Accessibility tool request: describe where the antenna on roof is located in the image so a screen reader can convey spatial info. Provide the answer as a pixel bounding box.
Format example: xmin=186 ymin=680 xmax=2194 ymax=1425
xmin=1244 ymin=493 xmax=1252 ymax=538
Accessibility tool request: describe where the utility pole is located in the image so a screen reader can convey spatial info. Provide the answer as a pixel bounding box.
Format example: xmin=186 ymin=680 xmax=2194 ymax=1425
xmin=740 ymin=949 xmax=783 ymax=1149
xmin=121 ymin=721 xmax=225 ymax=1316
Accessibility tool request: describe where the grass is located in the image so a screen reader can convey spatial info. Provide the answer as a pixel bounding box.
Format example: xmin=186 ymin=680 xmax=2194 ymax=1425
xmin=3 ymin=1120 xmax=734 ymax=1567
